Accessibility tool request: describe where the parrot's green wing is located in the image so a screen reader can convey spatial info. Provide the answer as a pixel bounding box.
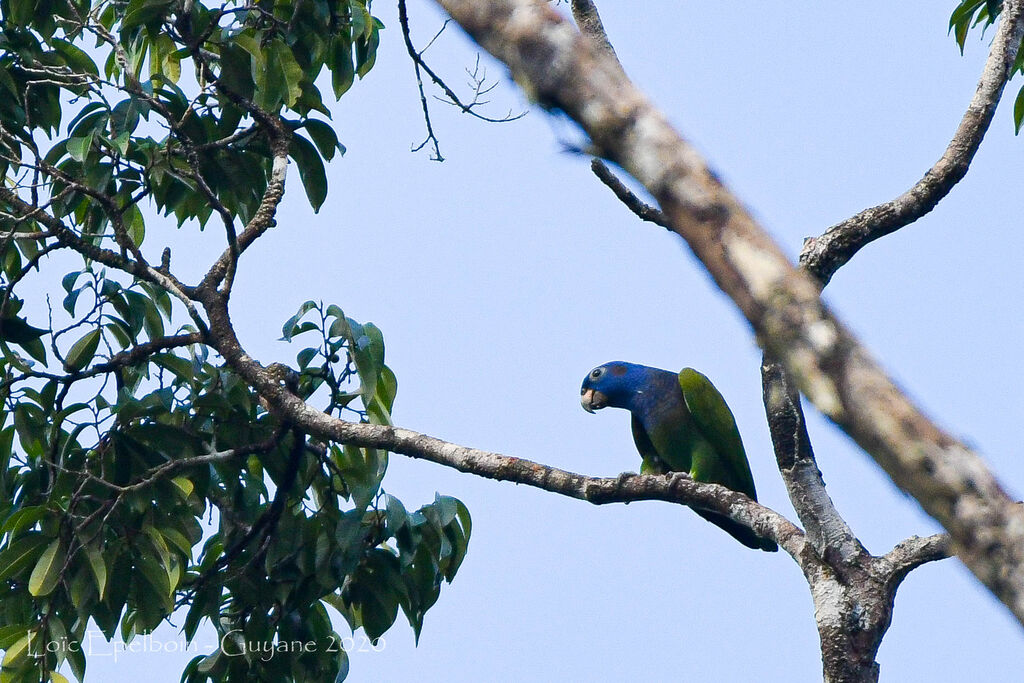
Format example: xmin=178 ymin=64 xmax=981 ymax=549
xmin=677 ymin=368 xmax=758 ymax=500
xmin=679 ymin=368 xmax=776 ymax=552
xmin=631 ymin=415 xmax=668 ymax=475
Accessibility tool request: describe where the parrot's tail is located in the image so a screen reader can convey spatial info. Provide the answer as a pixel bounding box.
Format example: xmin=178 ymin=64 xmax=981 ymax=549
xmin=694 ymin=509 xmax=779 ymax=552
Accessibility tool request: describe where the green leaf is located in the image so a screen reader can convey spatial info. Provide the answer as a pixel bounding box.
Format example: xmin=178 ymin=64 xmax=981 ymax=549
xmin=124 ymin=204 xmax=146 ymax=246
xmin=281 ymin=300 xmax=319 ymax=341
xmin=67 ymin=134 xmax=94 ymax=162
xmin=1014 ymin=85 xmax=1024 ymax=134
xmin=290 ymin=134 xmax=328 ymax=212
xmin=0 ymin=315 xmax=48 ymax=345
xmin=153 ymin=353 xmax=194 ymax=382
xmin=62 ymin=272 xmax=82 ymax=294
xmin=949 ymin=0 xmax=986 ymax=51
xmin=8 ymin=0 xmax=35 ymax=25
xmin=304 ymin=120 xmax=343 ymax=161
xmin=297 ymin=347 xmax=318 ymax=369
xmin=334 ymin=647 xmax=350 ymax=683
xmin=160 ymin=526 xmax=194 ymax=558
xmin=950 ymin=0 xmax=985 ymax=29
xmin=1 ymin=633 xmax=30 ymax=669
xmin=273 ymin=41 xmax=305 ymax=108
xmin=0 ymin=532 xmax=50 ymax=581
xmin=53 ymin=38 xmax=100 ymax=77
xmin=0 ymin=625 xmax=29 ymax=650
xmin=355 ymin=23 xmax=381 ymax=79
xmin=83 ymin=544 xmax=108 ymax=600
xmin=346 ymin=319 xmax=385 ymax=405
xmin=331 ymin=34 xmax=355 ymax=98
xmin=121 ymin=0 xmax=173 ymax=31
xmin=64 ymin=328 xmax=102 ymax=372
xmin=66 ymin=633 xmax=87 ymax=681
xmin=0 ymin=505 xmax=48 ymax=535
xmin=29 ymin=538 xmax=67 ymax=596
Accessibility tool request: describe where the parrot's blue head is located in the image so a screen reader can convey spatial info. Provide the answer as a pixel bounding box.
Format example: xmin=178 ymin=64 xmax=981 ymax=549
xmin=580 ymin=361 xmax=652 ymax=413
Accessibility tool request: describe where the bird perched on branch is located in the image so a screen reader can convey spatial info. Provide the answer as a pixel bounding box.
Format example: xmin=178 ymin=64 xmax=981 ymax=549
xmin=580 ymin=361 xmax=777 ymax=552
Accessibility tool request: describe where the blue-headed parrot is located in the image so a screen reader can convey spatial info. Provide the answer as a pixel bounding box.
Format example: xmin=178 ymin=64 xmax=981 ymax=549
xmin=580 ymin=361 xmax=777 ymax=552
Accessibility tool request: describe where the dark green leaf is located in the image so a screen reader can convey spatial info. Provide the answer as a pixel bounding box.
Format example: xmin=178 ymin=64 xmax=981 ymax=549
xmin=65 ymin=328 xmax=102 ymax=372
xmin=1014 ymin=85 xmax=1024 ymax=134
xmin=0 ymin=315 xmax=47 ymax=345
xmin=331 ymin=34 xmax=355 ymax=98
xmin=290 ymin=133 xmax=328 ymax=212
xmin=29 ymin=537 xmax=67 ymax=596
xmin=67 ymin=134 xmax=94 ymax=162
xmin=304 ymin=119 xmax=343 ymax=161
xmin=0 ymin=505 xmax=48 ymax=535
xmin=0 ymin=532 xmax=50 ymax=581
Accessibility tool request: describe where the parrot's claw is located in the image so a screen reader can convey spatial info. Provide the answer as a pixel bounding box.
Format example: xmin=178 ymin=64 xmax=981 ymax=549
xmin=612 ymin=471 xmax=638 ymax=503
xmin=667 ymin=471 xmax=692 ymax=487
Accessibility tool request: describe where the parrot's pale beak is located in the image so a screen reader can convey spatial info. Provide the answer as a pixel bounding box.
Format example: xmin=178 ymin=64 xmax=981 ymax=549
xmin=580 ymin=388 xmax=608 ymax=413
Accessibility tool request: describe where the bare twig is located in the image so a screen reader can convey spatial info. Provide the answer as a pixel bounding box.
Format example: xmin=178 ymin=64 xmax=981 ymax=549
xmin=398 ymin=0 xmax=525 ymax=160
xmin=590 ymin=158 xmax=671 ymax=228
xmin=800 ymin=0 xmax=1024 ymax=285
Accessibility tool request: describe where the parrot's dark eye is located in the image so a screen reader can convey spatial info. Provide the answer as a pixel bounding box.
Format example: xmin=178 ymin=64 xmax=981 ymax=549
xmin=590 ymin=367 xmax=603 ymax=379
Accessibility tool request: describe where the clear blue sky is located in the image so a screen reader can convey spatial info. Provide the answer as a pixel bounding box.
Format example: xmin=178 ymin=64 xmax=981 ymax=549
xmin=83 ymin=1 xmax=1024 ymax=680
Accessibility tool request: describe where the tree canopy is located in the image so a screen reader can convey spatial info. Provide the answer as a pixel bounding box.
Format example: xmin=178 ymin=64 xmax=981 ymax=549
xmin=0 ymin=2 xmax=470 ymax=681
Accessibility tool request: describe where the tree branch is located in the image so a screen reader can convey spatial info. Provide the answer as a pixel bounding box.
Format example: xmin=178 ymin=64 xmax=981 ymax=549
xmin=430 ymin=0 xmax=1024 ymax=625
xmin=398 ymin=0 xmax=525 ymax=160
xmin=198 ymin=292 xmax=803 ymax=559
xmin=589 ymin=158 xmax=671 ymax=228
xmin=0 ymin=187 xmax=208 ymax=332
xmin=200 ymin=133 xmax=291 ymax=294
xmin=799 ymin=0 xmax=1024 ymax=285
xmin=760 ymin=356 xmax=865 ymax=564
xmin=570 ymin=0 xmax=616 ymax=59
xmin=879 ymin=533 xmax=953 ymax=589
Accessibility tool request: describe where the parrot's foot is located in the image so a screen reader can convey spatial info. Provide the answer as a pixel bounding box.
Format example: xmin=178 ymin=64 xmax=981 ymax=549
xmin=613 ymin=471 xmax=637 ymax=500
xmin=667 ymin=471 xmax=692 ymax=489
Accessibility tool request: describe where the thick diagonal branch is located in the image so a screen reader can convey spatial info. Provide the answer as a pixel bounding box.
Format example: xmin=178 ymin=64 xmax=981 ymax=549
xmin=800 ymin=0 xmax=1024 ymax=285
xmin=430 ymin=0 xmax=1024 ymax=626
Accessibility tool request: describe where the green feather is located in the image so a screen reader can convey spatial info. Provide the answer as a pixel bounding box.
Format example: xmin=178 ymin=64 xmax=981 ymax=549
xmin=677 ymin=368 xmax=758 ymax=500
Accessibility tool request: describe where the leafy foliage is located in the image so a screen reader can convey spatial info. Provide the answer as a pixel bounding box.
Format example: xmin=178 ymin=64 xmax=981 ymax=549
xmin=0 ymin=2 xmax=469 ymax=682
xmin=949 ymin=0 xmax=1024 ymax=132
